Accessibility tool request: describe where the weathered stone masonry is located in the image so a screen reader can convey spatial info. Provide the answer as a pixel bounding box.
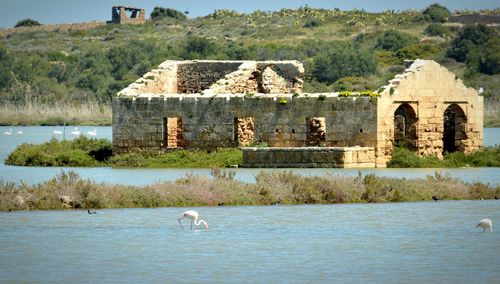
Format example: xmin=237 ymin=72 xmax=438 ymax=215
xmin=113 ymin=59 xmax=483 ymax=168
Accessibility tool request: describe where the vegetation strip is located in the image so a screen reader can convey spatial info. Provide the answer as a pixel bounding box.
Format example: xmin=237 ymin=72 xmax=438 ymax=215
xmin=1 ymin=170 xmax=498 ymax=211
xmin=5 ymin=137 xmax=499 ymax=168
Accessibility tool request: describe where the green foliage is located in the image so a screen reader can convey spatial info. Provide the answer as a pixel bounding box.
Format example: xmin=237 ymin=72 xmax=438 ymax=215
xmin=303 ymin=19 xmax=321 ymax=28
xmin=388 ymin=146 xmax=500 ymax=168
xmin=183 ymin=36 xmax=216 ymax=58
xmin=5 ymin=137 xmax=112 ymax=167
xmin=395 ymin=44 xmax=441 ymax=61
xmin=150 ymin=7 xmax=187 ymax=20
xmin=481 ymin=37 xmax=500 ymax=75
xmin=424 ymin=23 xmax=451 ymax=37
xmin=312 ymin=42 xmax=377 ymax=84
xmin=278 ymin=97 xmax=288 ymax=105
xmin=15 ymin=18 xmax=41 ymax=28
xmin=422 ymin=3 xmax=451 ymax=23
xmin=448 ymin=24 xmax=495 ymax=62
xmin=0 ymin=46 xmax=14 ymax=89
xmin=332 ymin=76 xmax=382 ymax=92
xmin=375 ymin=30 xmax=419 ymax=51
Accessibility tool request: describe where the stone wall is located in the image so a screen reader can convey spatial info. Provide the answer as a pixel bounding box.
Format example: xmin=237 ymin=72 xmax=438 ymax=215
xmin=112 ymin=94 xmax=378 ymax=153
xmin=375 ymin=60 xmax=483 ymax=166
xmin=242 ymin=147 xmax=376 ymax=168
xmin=118 ymin=60 xmax=304 ymax=97
xmin=109 ymin=6 xmax=145 ymax=25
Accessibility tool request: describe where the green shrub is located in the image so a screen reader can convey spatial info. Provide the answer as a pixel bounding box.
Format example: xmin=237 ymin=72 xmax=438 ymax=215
xmin=388 ymin=146 xmax=500 ymax=168
xmin=150 ymin=7 xmax=187 ymax=20
xmin=447 ymin=24 xmax=495 ymax=62
xmin=304 ymin=19 xmax=321 ymax=28
xmin=422 ymin=3 xmax=451 ymax=23
xmin=15 ymin=18 xmax=41 ymax=28
xmin=395 ymin=44 xmax=441 ymax=61
xmin=424 ymin=23 xmax=451 ymax=37
xmin=375 ymin=30 xmax=419 ymax=51
xmin=312 ymin=42 xmax=377 ymax=84
xmin=5 ymin=137 xmax=112 ymax=167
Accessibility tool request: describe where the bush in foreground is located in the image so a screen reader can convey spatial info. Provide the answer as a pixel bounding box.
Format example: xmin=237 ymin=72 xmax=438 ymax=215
xmin=0 ymin=170 xmax=498 ymax=211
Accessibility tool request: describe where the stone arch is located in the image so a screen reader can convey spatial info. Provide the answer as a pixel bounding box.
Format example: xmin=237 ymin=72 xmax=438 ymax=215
xmin=443 ymin=104 xmax=467 ymax=154
xmin=393 ymin=103 xmax=417 ymax=150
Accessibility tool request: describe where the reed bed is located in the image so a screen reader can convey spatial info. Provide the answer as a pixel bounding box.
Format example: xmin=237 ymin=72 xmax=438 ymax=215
xmin=1 ymin=170 xmax=498 ymax=211
xmin=0 ymin=103 xmax=111 ymax=126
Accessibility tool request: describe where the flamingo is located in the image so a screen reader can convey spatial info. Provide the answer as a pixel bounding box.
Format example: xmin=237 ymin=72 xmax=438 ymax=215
xmin=178 ymin=210 xmax=208 ymax=230
xmin=476 ymin=218 xmax=493 ymax=232
xmin=87 ymin=128 xmax=97 ymax=137
xmin=3 ymin=128 xmax=12 ymax=135
xmin=71 ymin=127 xmax=81 ymax=136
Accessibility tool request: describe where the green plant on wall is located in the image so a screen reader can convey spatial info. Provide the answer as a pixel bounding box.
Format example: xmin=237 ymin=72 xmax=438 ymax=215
xmin=318 ymin=94 xmax=327 ymax=101
xmin=278 ymin=97 xmax=288 ymax=105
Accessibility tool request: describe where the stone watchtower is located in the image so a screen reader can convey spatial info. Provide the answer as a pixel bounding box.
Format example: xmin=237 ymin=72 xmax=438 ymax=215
xmin=108 ymin=6 xmax=145 ymax=25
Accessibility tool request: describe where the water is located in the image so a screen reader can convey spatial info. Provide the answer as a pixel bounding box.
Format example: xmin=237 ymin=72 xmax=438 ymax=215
xmin=0 ymin=126 xmax=499 ymax=185
xmin=1 ymin=201 xmax=498 ymax=282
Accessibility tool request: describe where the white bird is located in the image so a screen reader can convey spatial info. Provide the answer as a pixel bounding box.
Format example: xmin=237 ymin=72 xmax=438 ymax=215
xmin=3 ymin=128 xmax=12 ymax=135
xmin=71 ymin=127 xmax=81 ymax=136
xmin=476 ymin=218 xmax=493 ymax=232
xmin=53 ymin=130 xmax=63 ymax=135
xmin=178 ymin=210 xmax=208 ymax=230
xmin=87 ymin=128 xmax=97 ymax=136
xmin=16 ymin=130 xmax=23 ymax=134
xmin=478 ymin=87 xmax=483 ymax=94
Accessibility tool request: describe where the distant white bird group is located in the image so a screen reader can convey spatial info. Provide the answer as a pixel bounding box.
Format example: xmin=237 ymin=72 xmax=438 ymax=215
xmin=53 ymin=130 xmax=63 ymax=135
xmin=3 ymin=128 xmax=23 ymax=135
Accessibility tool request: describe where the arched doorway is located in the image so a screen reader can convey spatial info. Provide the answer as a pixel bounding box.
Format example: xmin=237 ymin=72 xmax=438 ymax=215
xmin=443 ymin=104 xmax=467 ymax=154
xmin=394 ymin=103 xmax=417 ymax=150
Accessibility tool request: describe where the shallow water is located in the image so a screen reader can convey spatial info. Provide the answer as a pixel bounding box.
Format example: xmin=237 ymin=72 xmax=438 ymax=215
xmin=0 ymin=201 xmax=498 ymax=282
xmin=0 ymin=126 xmax=499 ymax=186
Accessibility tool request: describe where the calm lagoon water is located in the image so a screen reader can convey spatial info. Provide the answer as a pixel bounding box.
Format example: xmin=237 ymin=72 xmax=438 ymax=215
xmin=0 ymin=127 xmax=499 ymax=282
xmin=0 ymin=126 xmax=499 ymax=185
xmin=1 ymin=201 xmax=499 ymax=283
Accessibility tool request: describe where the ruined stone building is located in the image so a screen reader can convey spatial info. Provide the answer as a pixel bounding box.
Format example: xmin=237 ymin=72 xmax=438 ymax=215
xmin=107 ymin=6 xmax=145 ymax=25
xmin=112 ymin=59 xmax=483 ymax=168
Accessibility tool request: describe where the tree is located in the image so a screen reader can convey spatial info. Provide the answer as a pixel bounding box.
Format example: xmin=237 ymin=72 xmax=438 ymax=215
xmin=183 ymin=36 xmax=216 ymax=58
xmin=15 ymin=18 xmax=41 ymax=28
xmin=375 ymin=30 xmax=419 ymax=51
xmin=422 ymin=4 xmax=451 ymax=23
xmin=312 ymin=42 xmax=377 ymax=84
xmin=448 ymin=24 xmax=495 ymax=62
xmin=150 ymin=7 xmax=187 ymax=20
xmin=480 ymin=37 xmax=500 ymax=75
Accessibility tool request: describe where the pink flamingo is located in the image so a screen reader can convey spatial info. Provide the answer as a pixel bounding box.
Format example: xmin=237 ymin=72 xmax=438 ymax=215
xmin=178 ymin=210 xmax=208 ymax=230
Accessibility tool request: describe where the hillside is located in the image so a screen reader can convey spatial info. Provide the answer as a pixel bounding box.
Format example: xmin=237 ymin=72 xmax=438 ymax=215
xmin=0 ymin=5 xmax=499 ymax=126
